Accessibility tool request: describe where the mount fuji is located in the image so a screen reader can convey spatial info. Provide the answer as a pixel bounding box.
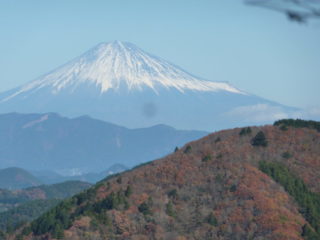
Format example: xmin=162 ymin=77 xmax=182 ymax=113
xmin=0 ymin=41 xmax=295 ymax=131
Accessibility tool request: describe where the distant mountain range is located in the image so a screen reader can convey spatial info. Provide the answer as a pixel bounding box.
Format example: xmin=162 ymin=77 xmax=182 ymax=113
xmin=0 ymin=165 xmax=127 ymax=191
xmin=31 ymin=164 xmax=128 ymax=184
xmin=0 ymin=41 xmax=296 ymax=131
xmin=0 ymin=180 xmax=91 ymax=232
xmin=0 ymin=180 xmax=92 ymax=213
xmin=0 ymin=112 xmax=206 ymax=173
xmin=11 ymin=119 xmax=320 ymax=239
xmin=0 ymin=167 xmax=42 ymax=190
xmin=0 ymin=181 xmax=92 ymax=208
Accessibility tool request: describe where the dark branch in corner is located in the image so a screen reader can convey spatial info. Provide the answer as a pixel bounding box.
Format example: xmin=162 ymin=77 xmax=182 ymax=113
xmin=245 ymin=0 xmax=320 ymax=23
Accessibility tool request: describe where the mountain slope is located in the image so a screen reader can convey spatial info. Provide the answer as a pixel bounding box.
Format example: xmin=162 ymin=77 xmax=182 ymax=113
xmin=0 ymin=181 xmax=92 ymax=210
xmin=0 ymin=168 xmax=42 ymax=190
xmin=0 ymin=41 xmax=296 ymax=131
xmin=0 ymin=112 xmax=206 ymax=173
xmin=14 ymin=120 xmax=320 ymax=240
xmin=0 ymin=199 xmax=61 ymax=233
xmin=0 ymin=181 xmax=92 ymax=233
xmin=1 ymin=41 xmax=242 ymax=96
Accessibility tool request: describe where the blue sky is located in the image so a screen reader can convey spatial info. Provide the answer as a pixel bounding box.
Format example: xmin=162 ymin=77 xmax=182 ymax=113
xmin=0 ymin=0 xmax=319 ymax=108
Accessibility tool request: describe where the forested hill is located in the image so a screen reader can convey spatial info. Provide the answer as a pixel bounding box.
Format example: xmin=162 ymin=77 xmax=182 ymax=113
xmin=0 ymin=181 xmax=92 ymax=236
xmin=0 ymin=181 xmax=92 ymax=207
xmin=10 ymin=119 xmax=320 ymax=240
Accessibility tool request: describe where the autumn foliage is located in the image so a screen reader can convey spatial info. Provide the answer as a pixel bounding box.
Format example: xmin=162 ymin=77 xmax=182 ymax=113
xmin=11 ymin=120 xmax=320 ymax=240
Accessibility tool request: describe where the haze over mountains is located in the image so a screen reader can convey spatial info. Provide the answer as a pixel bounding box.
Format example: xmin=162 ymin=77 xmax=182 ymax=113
xmin=0 ymin=180 xmax=92 ymax=233
xmin=0 ymin=168 xmax=42 ymax=190
xmin=0 ymin=41 xmax=296 ymax=131
xmin=31 ymin=164 xmax=128 ymax=184
xmin=0 ymin=165 xmax=128 ymax=189
xmin=0 ymin=112 xmax=206 ymax=174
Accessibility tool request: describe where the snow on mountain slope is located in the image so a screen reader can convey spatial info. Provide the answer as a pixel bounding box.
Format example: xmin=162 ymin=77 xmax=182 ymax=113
xmin=1 ymin=41 xmax=243 ymax=103
xmin=0 ymin=41 xmax=296 ymax=131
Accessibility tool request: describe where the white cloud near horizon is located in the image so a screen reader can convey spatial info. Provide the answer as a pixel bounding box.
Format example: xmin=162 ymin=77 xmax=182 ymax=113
xmin=225 ymin=104 xmax=320 ymax=123
xmin=291 ymin=106 xmax=320 ymax=120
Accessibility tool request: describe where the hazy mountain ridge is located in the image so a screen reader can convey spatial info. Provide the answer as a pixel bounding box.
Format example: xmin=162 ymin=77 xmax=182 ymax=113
xmin=0 ymin=199 xmax=61 ymax=233
xmin=0 ymin=112 xmax=206 ymax=173
xmin=0 ymin=181 xmax=92 ymax=210
xmin=32 ymin=164 xmax=128 ymax=184
xmin=11 ymin=120 xmax=320 ymax=239
xmin=0 ymin=168 xmax=42 ymax=190
xmin=0 ymin=181 xmax=92 ymax=235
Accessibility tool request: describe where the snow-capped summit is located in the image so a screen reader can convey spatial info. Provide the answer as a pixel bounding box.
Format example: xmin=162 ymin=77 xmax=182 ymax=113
xmin=0 ymin=41 xmax=293 ymax=131
xmin=2 ymin=41 xmax=242 ymax=102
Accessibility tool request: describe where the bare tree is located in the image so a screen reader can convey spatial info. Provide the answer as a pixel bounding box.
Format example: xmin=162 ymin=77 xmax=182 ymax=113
xmin=245 ymin=0 xmax=320 ymax=23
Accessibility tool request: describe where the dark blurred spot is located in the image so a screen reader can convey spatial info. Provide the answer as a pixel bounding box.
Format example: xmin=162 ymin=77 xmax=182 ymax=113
xmin=142 ymin=102 xmax=157 ymax=118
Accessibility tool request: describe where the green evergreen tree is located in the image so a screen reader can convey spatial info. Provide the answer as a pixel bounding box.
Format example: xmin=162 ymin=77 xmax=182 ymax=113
xmin=53 ymin=224 xmax=64 ymax=239
xmin=202 ymin=154 xmax=212 ymax=162
xmin=302 ymin=224 xmax=319 ymax=240
xmin=125 ymin=185 xmax=133 ymax=197
xmin=138 ymin=202 xmax=151 ymax=215
xmin=166 ymin=201 xmax=176 ymax=217
xmin=184 ymin=145 xmax=192 ymax=154
xmin=251 ymin=131 xmax=268 ymax=147
xmin=207 ymin=213 xmax=218 ymax=226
